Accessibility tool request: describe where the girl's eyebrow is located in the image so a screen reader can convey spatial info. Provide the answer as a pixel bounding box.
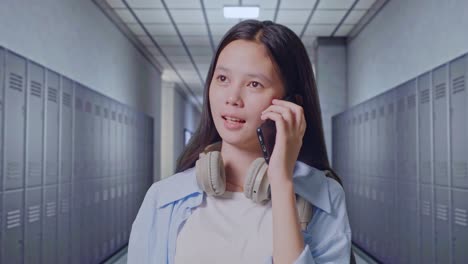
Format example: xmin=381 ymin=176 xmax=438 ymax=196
xmin=215 ymin=65 xmax=272 ymax=84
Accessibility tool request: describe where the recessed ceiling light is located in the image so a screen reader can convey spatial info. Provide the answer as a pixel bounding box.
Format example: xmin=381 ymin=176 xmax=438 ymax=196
xmin=223 ymin=6 xmax=260 ymax=19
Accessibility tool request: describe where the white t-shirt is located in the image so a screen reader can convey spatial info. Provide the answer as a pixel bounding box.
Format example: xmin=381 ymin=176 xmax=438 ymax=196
xmin=174 ymin=191 xmax=273 ymax=264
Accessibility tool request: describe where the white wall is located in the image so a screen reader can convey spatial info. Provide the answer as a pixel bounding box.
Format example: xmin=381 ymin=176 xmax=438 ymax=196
xmin=347 ymin=0 xmax=468 ymax=107
xmin=160 ymin=82 xmax=201 ymax=179
xmin=0 ymin=0 xmax=162 ymax=181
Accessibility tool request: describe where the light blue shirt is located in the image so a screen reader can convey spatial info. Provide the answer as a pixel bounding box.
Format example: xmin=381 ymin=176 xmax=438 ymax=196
xmin=127 ymin=161 xmax=351 ymax=263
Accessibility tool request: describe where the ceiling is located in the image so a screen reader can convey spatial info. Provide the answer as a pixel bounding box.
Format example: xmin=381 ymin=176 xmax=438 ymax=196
xmin=94 ymin=0 xmax=386 ymax=108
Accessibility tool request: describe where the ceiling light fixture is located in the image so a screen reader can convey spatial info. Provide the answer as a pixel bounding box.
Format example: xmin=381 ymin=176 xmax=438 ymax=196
xmin=223 ymin=6 xmax=260 ymax=19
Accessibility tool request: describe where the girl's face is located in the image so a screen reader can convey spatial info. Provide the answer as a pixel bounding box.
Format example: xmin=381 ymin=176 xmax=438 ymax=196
xmin=209 ymin=39 xmax=285 ymax=150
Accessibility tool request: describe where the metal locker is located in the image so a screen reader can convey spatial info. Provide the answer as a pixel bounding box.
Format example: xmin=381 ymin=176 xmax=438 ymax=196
xmin=27 ymin=62 xmax=44 ymax=187
xmin=74 ymin=84 xmax=84 ymax=184
xmin=91 ymin=179 xmax=100 ymax=263
xmin=420 ymin=184 xmax=435 ymax=263
xmin=0 ymin=47 xmax=4 ymax=192
xmin=92 ymin=92 xmax=101 ymax=181
xmin=25 ymin=188 xmax=41 ymax=263
xmin=110 ymin=102 xmax=117 ymax=179
xmin=452 ymin=189 xmax=468 ymax=263
xmin=102 ymin=97 xmax=110 ymax=179
xmin=46 ymin=70 xmax=60 ymax=185
xmin=117 ymin=176 xmax=124 ymax=247
xmin=42 ymin=185 xmax=58 ymax=264
xmin=3 ymin=190 xmax=24 ymax=263
xmin=103 ymin=177 xmax=111 ymax=257
xmin=406 ymin=80 xmax=417 ymax=183
xmin=418 ymin=73 xmax=432 ymax=184
xmin=450 ymin=55 xmax=468 ymax=188
xmin=370 ymin=100 xmax=378 ymax=179
xmin=395 ymin=84 xmax=407 ymax=183
xmin=4 ymin=51 xmax=26 ymax=190
xmin=81 ymin=178 xmax=91 ymax=263
xmin=110 ymin=177 xmax=117 ymax=251
xmin=84 ymin=88 xmax=93 ymax=181
xmin=58 ymin=183 xmax=71 ymax=264
xmin=377 ymin=94 xmax=386 ymax=180
xmin=434 ymin=186 xmax=450 ymax=263
xmin=433 ymin=65 xmax=449 ymax=186
xmin=60 ymin=77 xmax=73 ymax=184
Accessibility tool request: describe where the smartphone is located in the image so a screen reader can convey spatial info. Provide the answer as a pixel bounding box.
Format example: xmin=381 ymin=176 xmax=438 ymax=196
xmin=256 ymin=94 xmax=301 ymax=164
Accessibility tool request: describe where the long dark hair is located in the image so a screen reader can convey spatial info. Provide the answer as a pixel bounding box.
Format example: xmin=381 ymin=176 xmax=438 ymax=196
xmin=175 ymin=20 xmax=341 ymax=185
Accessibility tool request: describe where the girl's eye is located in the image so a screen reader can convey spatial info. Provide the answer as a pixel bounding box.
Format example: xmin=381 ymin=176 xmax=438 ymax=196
xmin=216 ymin=75 xmax=227 ymax=82
xmin=249 ymin=81 xmax=263 ymax=88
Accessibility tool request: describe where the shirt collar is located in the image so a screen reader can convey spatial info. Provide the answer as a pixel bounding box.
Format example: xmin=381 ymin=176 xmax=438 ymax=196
xmin=157 ymin=161 xmax=332 ymax=214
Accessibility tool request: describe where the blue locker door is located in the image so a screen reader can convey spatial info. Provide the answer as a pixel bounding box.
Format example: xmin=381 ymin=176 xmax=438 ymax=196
xmin=0 ymin=48 xmax=4 ymax=191
xmin=46 ymin=70 xmax=59 ymax=186
xmin=4 ymin=51 xmax=26 ymax=190
xmin=420 ymin=184 xmax=435 ymax=263
xmin=71 ymin=84 xmax=83 ymax=264
xmin=450 ymin=55 xmax=468 ymax=188
xmin=102 ymin=98 xmax=110 ymax=257
xmin=42 ymin=185 xmax=58 ymax=264
xmin=25 ymin=189 xmax=42 ymax=264
xmin=452 ymin=189 xmax=468 ymax=263
xmin=433 ymin=65 xmax=449 ymax=187
xmin=58 ymin=183 xmax=71 ymax=264
xmin=3 ymin=190 xmax=24 ymax=263
xmin=61 ymin=77 xmax=73 ymax=184
xmin=27 ymin=62 xmax=44 ymax=188
xmin=406 ymin=80 xmax=417 ymax=183
xmin=418 ymin=73 xmax=432 ymax=184
xmin=435 ymin=187 xmax=450 ymax=263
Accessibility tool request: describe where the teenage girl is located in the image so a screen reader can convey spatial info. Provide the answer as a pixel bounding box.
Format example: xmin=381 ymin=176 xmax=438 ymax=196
xmin=128 ymin=20 xmax=352 ymax=264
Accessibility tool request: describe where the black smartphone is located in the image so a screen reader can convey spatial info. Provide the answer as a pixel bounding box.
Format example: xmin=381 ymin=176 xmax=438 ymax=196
xmin=256 ymin=94 xmax=300 ymax=164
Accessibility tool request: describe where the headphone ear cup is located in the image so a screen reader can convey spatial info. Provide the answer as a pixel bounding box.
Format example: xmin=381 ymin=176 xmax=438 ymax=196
xmin=195 ymin=151 xmax=226 ymax=196
xmin=244 ymin=158 xmax=270 ymax=203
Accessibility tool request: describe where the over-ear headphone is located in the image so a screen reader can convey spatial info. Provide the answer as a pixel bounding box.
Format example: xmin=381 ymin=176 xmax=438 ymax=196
xmin=195 ymin=142 xmax=314 ymax=230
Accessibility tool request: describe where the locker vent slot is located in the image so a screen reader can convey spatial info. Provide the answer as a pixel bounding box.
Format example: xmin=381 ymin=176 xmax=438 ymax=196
xmin=9 ymin=72 xmax=23 ymax=92
xmin=436 ymin=204 xmax=448 ymax=221
xmin=46 ymin=201 xmax=57 ymax=217
xmin=420 ymin=89 xmax=430 ymax=104
xmin=454 ymin=208 xmax=467 ymax=226
xmin=371 ymin=110 xmax=376 ymax=119
xmin=7 ymin=161 xmax=21 ymax=178
xmin=95 ymin=105 xmax=101 ymax=116
xmin=63 ymin=93 xmax=71 ymax=107
xmin=30 ymin=80 xmax=42 ymax=97
xmin=397 ymin=98 xmax=405 ymax=112
xmin=452 ymin=161 xmax=467 ymax=178
xmin=103 ymin=189 xmax=109 ymax=201
xmin=28 ymin=162 xmax=42 ymax=179
xmin=28 ymin=204 xmax=41 ymax=223
xmin=85 ymin=101 xmax=92 ymax=113
xmin=61 ymin=198 xmax=70 ymax=213
xmin=407 ymin=94 xmax=416 ymax=109
xmin=48 ymin=87 xmax=57 ymax=102
xmin=7 ymin=209 xmax=21 ymax=229
xmin=452 ymin=75 xmax=465 ymax=94
xmin=434 ymin=83 xmax=446 ymax=99
xmin=422 ymin=200 xmax=431 ymax=216
xmin=75 ymin=98 xmax=82 ymax=111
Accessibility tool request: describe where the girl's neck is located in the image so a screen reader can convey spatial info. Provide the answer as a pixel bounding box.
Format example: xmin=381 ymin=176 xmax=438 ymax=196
xmin=220 ymin=141 xmax=262 ymax=192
